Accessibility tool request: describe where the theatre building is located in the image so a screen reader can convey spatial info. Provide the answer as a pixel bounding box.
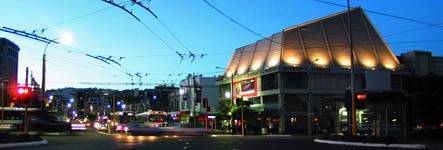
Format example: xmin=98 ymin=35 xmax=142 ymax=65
xmin=216 ymin=8 xmax=410 ymax=135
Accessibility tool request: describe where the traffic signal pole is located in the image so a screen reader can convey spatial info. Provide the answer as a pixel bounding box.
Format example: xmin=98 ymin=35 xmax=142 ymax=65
xmin=1 ymin=80 xmax=4 ymax=125
xmin=347 ymin=0 xmax=357 ymax=136
xmin=241 ymin=102 xmax=244 ymax=136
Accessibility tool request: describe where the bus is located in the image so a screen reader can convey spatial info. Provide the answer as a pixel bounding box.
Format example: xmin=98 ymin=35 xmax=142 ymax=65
xmin=135 ymin=110 xmax=167 ymax=128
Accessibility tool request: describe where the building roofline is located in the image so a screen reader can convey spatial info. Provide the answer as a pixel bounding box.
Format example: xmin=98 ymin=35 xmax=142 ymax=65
xmin=284 ymin=7 xmax=363 ymax=31
xmin=0 ymin=37 xmax=20 ymax=51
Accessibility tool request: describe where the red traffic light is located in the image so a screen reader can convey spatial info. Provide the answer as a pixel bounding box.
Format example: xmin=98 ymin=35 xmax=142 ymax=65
xmin=17 ymin=86 xmax=32 ymax=98
xmin=18 ymin=88 xmax=29 ymax=95
xmin=356 ymin=93 xmax=366 ymax=101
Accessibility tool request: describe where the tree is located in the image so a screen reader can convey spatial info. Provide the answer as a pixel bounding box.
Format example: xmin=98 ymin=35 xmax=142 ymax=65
xmin=217 ymin=99 xmax=231 ymax=120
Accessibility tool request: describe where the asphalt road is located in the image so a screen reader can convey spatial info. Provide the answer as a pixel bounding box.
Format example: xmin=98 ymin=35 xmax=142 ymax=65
xmin=8 ymin=130 xmax=411 ymax=150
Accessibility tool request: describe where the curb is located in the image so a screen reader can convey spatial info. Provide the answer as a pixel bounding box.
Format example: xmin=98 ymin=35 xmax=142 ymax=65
xmin=314 ymin=139 xmax=426 ymax=149
xmin=0 ymin=139 xmax=48 ymax=148
xmin=210 ymin=134 xmax=243 ymax=137
xmin=264 ymin=135 xmax=291 ymax=137
xmin=210 ymin=134 xmax=292 ymax=137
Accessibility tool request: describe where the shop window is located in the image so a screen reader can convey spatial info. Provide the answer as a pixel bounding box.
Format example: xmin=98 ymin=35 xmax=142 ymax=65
xmin=290 ymin=116 xmax=297 ymax=125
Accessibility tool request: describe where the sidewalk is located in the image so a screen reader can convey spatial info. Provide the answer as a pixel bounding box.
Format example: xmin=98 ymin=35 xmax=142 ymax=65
xmin=314 ymin=138 xmax=426 ymax=149
xmin=210 ymin=134 xmax=293 ymax=137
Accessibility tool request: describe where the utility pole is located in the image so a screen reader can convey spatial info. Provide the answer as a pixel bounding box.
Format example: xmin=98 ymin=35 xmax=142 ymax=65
xmin=24 ymin=67 xmax=29 ymax=136
xmin=347 ymin=0 xmax=357 ymax=136
xmin=192 ymin=73 xmax=196 ymax=128
xmin=1 ymin=79 xmax=5 ymax=125
xmin=307 ymin=59 xmax=318 ymax=135
xmin=241 ymin=99 xmax=244 ymax=136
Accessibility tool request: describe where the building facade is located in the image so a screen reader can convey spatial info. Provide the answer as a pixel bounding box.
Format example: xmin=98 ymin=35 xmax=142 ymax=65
xmin=179 ymin=74 xmax=220 ymax=116
xmin=399 ymin=51 xmax=443 ymax=76
xmin=0 ymin=38 xmax=19 ymax=105
xmin=216 ymin=8 xmax=408 ymax=135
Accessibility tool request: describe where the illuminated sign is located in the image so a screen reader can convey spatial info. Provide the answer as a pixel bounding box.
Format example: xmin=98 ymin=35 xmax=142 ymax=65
xmin=234 ymin=78 xmax=257 ymax=98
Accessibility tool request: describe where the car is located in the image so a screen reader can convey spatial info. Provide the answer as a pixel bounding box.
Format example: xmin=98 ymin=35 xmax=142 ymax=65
xmin=29 ymin=113 xmax=72 ymax=134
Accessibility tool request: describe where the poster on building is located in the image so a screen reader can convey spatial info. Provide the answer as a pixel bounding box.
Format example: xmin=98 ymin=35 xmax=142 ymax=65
xmin=234 ymin=78 xmax=257 ymax=98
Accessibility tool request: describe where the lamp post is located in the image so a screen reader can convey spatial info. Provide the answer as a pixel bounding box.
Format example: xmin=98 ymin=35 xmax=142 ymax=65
xmin=307 ymin=58 xmax=319 ymax=135
xmin=41 ymin=32 xmax=72 ymax=109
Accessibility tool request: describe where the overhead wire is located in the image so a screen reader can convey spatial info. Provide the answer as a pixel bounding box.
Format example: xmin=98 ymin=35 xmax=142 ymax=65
xmin=315 ymin=0 xmax=443 ymax=28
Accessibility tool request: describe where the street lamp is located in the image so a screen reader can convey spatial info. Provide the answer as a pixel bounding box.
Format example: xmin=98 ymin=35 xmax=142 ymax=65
xmin=179 ymin=89 xmax=185 ymax=95
xmin=41 ymin=32 xmax=73 ymax=109
xmin=224 ymin=91 xmax=231 ymax=99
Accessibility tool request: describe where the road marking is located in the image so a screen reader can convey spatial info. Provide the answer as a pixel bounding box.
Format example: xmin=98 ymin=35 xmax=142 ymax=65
xmin=0 ymin=139 xmax=48 ymax=148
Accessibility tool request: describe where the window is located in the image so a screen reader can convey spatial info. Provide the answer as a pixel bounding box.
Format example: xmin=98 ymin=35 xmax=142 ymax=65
xmin=263 ymin=94 xmax=278 ymax=104
xmin=284 ymin=94 xmax=307 ymax=111
xmin=261 ymin=73 xmax=278 ymax=91
xmin=248 ymin=97 xmax=260 ymax=105
xmin=181 ymin=102 xmax=186 ymax=110
xmin=283 ymin=72 xmax=307 ymax=89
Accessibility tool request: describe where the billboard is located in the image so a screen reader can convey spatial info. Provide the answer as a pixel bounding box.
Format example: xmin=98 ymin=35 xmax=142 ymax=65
xmin=234 ymin=78 xmax=257 ymax=98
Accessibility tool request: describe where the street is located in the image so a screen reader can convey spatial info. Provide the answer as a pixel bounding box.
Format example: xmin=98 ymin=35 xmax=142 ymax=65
xmin=9 ymin=130 xmax=407 ymax=150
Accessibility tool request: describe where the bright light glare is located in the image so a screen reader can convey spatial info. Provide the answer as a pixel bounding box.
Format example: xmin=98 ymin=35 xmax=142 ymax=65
xmin=60 ymin=32 xmax=73 ymax=45
xmin=224 ymin=91 xmax=231 ymax=99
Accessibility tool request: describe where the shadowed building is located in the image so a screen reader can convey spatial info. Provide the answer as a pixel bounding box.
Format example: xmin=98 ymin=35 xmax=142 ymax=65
xmin=216 ymin=8 xmax=409 ymax=135
xmin=0 ymin=38 xmax=19 ymax=106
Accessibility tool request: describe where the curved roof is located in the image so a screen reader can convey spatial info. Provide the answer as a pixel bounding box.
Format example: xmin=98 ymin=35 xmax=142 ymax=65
xmin=224 ymin=8 xmax=399 ymax=77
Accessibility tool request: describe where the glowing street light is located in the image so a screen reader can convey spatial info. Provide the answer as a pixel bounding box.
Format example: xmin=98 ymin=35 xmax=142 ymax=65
xmin=67 ymin=103 xmax=72 ymax=108
xmin=179 ymin=89 xmax=185 ymax=95
xmin=42 ymin=31 xmax=73 ymax=110
xmin=70 ymin=98 xmax=74 ymax=103
xmin=224 ymin=91 xmax=231 ymax=99
xmin=121 ymin=104 xmax=126 ymax=110
xmin=60 ymin=31 xmax=73 ymax=45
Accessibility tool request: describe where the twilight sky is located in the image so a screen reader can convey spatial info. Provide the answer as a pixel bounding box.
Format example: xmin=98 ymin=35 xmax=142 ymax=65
xmin=0 ymin=0 xmax=442 ymax=90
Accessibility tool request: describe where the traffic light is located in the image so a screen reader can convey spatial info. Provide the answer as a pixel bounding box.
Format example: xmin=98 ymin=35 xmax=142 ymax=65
xmin=16 ymin=86 xmax=32 ymax=99
xmin=355 ymin=92 xmax=367 ymax=109
xmin=314 ymin=116 xmax=320 ymax=126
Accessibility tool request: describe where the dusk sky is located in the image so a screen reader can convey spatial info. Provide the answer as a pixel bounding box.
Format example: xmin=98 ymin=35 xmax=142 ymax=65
xmin=1 ymin=0 xmax=442 ymax=90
